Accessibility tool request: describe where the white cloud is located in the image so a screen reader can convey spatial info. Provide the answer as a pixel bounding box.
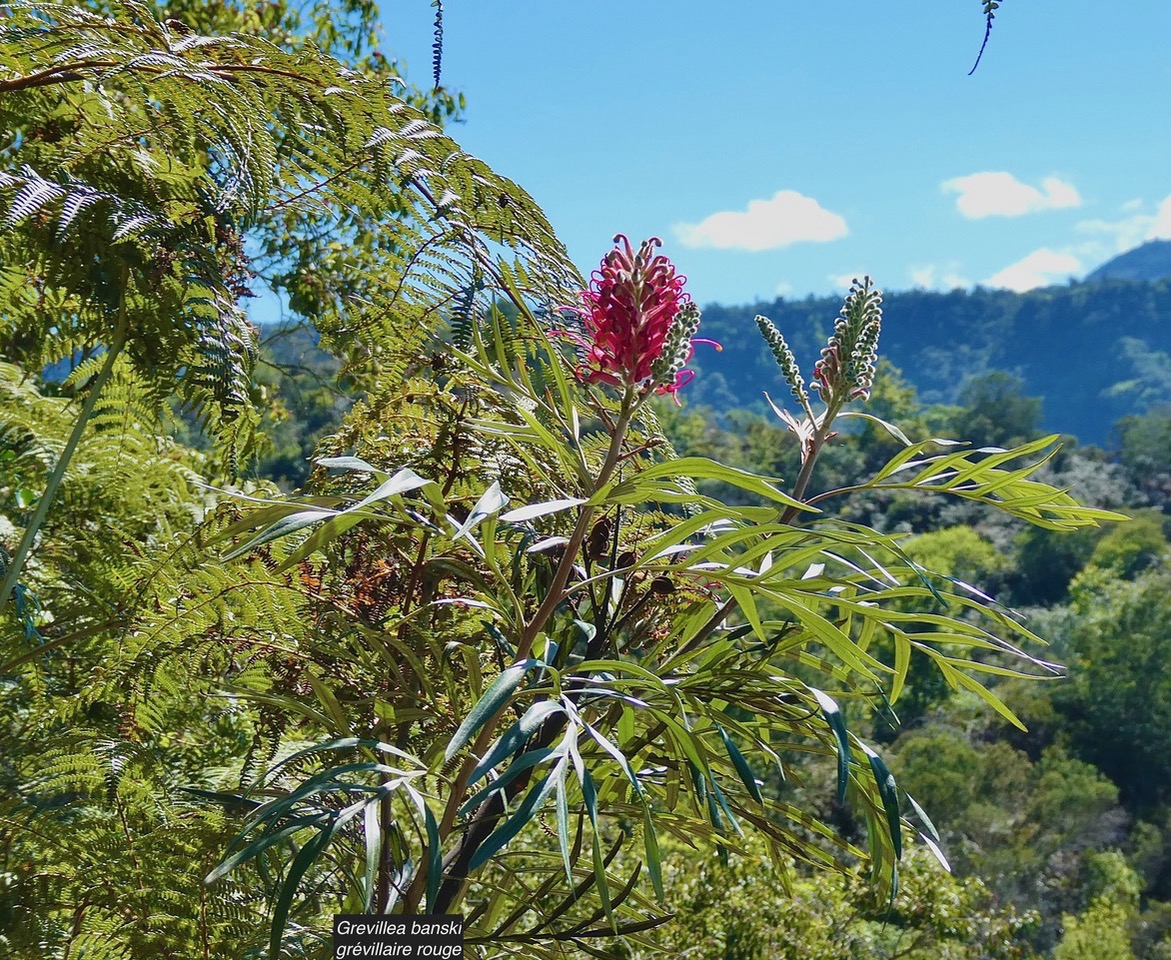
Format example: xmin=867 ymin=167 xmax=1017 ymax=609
xmin=1075 ymin=216 xmax=1151 ymax=253
xmin=774 ymin=280 xmax=794 ymax=296
xmin=674 ymin=190 xmax=848 ymax=252
xmin=1074 ymin=192 xmax=1171 ymax=253
xmin=985 ymin=248 xmax=1083 ymax=292
xmin=828 ymin=272 xmax=866 ymax=291
xmin=909 ymin=263 xmax=971 ymax=290
xmin=942 ymin=172 xmax=1082 ymax=219
xmin=1147 ymin=195 xmax=1171 ymax=240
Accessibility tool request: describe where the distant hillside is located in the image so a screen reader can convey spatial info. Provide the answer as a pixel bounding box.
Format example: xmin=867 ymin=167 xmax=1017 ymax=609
xmin=689 ymin=278 xmax=1171 ymax=444
xmin=1086 ymin=240 xmax=1171 ymax=283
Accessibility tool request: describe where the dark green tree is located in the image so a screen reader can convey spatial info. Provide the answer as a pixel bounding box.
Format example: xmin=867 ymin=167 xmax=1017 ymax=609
xmin=1057 ymin=567 xmax=1171 ymax=809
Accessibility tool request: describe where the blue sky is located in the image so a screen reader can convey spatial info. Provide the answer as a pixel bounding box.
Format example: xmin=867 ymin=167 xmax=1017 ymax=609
xmin=380 ymin=1 xmax=1171 ymax=306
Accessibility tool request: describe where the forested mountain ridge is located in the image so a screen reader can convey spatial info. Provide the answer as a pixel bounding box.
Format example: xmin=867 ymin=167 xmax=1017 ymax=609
xmin=1087 ymin=240 xmax=1171 ymax=283
xmin=247 ymin=273 xmax=1171 ymax=485
xmin=690 ymin=276 xmax=1171 ymax=443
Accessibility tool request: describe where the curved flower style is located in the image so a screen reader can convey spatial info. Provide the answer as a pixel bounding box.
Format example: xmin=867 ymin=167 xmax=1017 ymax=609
xmin=561 ymin=235 xmax=717 ymax=397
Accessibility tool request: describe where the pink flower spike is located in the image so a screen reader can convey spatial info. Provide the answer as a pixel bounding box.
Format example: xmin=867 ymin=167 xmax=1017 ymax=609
xmin=563 ymin=235 xmax=713 ymax=398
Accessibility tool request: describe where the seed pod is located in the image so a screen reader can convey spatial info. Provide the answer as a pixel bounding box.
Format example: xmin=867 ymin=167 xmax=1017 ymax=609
xmin=586 ymin=517 xmax=611 ymax=561
xmin=650 ymin=576 xmax=675 ymax=595
xmin=617 ymin=550 xmax=637 ymax=569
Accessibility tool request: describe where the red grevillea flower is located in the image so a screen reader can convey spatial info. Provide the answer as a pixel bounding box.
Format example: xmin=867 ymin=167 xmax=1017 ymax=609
xmin=560 ymin=235 xmax=718 ymax=396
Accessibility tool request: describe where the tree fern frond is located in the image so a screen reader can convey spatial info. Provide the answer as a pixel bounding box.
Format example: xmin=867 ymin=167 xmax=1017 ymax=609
xmin=1 ymin=0 xmax=578 ymax=424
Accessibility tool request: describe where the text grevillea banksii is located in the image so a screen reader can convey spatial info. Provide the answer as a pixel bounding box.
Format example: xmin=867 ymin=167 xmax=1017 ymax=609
xmin=558 ymin=235 xmax=719 ymax=398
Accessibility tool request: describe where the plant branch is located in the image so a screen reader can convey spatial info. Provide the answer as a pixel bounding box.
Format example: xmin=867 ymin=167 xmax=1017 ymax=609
xmin=1 ymin=293 xmax=131 ymax=617
xmin=408 ymin=389 xmax=638 ymax=912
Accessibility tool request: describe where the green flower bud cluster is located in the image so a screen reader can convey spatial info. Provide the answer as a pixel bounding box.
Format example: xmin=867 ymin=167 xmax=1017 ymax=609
xmin=755 ymin=314 xmax=808 ymax=404
xmin=651 ymin=300 xmax=702 ymax=389
xmin=815 ymin=277 xmax=882 ymax=402
xmin=841 ymin=277 xmax=882 ymax=399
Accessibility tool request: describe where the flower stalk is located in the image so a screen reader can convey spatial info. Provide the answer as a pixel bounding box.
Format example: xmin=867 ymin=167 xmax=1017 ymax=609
xmin=760 ymin=277 xmax=883 ymax=521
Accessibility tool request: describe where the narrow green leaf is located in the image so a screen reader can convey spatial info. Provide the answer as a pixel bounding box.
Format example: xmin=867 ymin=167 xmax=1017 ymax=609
xmin=598 ymin=456 xmax=815 ymax=512
xmin=350 ymin=467 xmax=435 ymax=511
xmin=811 ymin=688 xmax=851 ymax=804
xmin=592 ymin=830 xmax=615 ymax=931
xmin=207 ymin=815 xmax=327 ymax=884
xmin=275 ymin=513 xmax=365 ymax=572
xmin=890 ymin=632 xmax=911 ymax=705
xmin=455 ymin=481 xmax=509 ymax=531
xmin=262 ymin=737 xmax=421 ymax=780
xmin=837 ymin=410 xmax=912 ymax=446
xmin=780 ymin=593 xmax=885 ymax=681
xmin=315 ymin=456 xmax=387 ymax=476
xmin=949 ymin=667 xmax=1028 ymax=732
xmin=445 ymin=660 xmax=539 ymax=762
xmin=862 ymin=744 xmax=902 ymax=860
xmin=725 ymin=581 xmax=765 ymax=640
xmin=269 ymin=828 xmax=331 ymax=960
xmin=178 ymin=787 xmax=260 ymax=813
xmin=424 ymin=805 xmax=442 ymax=912
xmin=362 ymin=801 xmax=380 ymax=913
xmin=642 ymin=808 xmax=664 ymax=901
xmin=581 ymin=766 xmax=598 ymax=824
xmin=709 ymin=777 xmax=742 ymax=834
xmin=554 ymin=762 xmax=573 ymax=885
xmin=584 ymin=723 xmax=645 ymax=799
xmin=617 ymin=707 xmax=635 ymax=747
xmin=469 ymin=700 xmax=564 ymax=786
xmin=469 ymin=773 xmax=557 ymax=871
xmin=687 ymin=760 xmax=708 ymax=807
xmin=869 ymin=438 xmax=962 ymax=484
xmin=305 ymin=672 xmax=352 ymax=736
xmin=905 ymin=791 xmax=940 ymax=843
xmin=920 ymin=833 xmax=951 ymax=872
xmin=223 ymin=509 xmax=337 ymax=561
xmin=500 ymin=498 xmax=587 ymax=523
xmin=718 ymin=724 xmax=763 ymax=805
xmin=458 ymin=748 xmax=557 ymax=816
